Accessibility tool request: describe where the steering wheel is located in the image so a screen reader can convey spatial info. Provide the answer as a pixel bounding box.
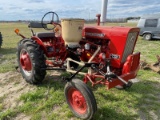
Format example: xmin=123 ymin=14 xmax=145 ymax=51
xmin=41 ymin=11 xmax=60 ymax=30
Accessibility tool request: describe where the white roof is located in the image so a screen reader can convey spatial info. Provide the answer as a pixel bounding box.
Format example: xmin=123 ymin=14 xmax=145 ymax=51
xmin=141 ymin=13 xmax=160 ymax=19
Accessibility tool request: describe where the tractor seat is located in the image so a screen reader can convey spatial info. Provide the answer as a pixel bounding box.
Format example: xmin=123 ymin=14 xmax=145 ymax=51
xmin=35 ymin=32 xmax=55 ymax=38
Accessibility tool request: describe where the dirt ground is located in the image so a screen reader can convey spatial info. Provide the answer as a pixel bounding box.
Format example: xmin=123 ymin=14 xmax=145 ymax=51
xmin=0 ymin=71 xmax=34 ymax=120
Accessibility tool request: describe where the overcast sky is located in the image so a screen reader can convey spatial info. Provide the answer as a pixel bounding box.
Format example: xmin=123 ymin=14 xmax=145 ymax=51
xmin=0 ymin=0 xmax=160 ymax=20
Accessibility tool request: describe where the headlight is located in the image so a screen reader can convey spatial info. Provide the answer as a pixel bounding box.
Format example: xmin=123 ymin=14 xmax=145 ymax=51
xmin=99 ymin=53 xmax=106 ymax=60
xmin=84 ymin=43 xmax=90 ymax=50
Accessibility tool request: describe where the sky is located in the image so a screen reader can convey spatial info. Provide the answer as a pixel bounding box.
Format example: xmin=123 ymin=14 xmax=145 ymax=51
xmin=0 ymin=0 xmax=160 ymax=20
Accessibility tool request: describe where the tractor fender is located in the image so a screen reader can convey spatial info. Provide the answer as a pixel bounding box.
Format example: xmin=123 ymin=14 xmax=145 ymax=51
xmin=31 ymin=36 xmax=48 ymax=55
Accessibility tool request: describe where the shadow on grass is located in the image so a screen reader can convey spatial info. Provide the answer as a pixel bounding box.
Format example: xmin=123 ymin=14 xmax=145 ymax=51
xmin=128 ymin=79 xmax=160 ymax=119
xmin=38 ymin=73 xmax=66 ymax=91
xmin=92 ymin=78 xmax=160 ymax=120
xmin=93 ymin=107 xmax=137 ymax=120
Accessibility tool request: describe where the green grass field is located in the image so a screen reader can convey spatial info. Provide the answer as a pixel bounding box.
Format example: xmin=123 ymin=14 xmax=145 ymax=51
xmin=0 ymin=22 xmax=160 ymax=120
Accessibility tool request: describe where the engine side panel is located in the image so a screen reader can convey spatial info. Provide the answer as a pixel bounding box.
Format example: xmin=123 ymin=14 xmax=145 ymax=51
xmin=82 ymin=26 xmax=140 ymax=68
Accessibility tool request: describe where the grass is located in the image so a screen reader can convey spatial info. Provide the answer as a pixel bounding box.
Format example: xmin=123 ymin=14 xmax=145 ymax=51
xmin=0 ymin=22 xmax=160 ymax=120
xmin=0 ymin=23 xmax=44 ymax=72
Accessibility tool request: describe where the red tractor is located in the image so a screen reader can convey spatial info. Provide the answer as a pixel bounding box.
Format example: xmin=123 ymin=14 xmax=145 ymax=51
xmin=15 ymin=12 xmax=140 ymax=119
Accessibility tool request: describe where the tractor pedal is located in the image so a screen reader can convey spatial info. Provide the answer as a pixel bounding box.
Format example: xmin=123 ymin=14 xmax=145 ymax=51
xmin=123 ymin=81 xmax=133 ymax=89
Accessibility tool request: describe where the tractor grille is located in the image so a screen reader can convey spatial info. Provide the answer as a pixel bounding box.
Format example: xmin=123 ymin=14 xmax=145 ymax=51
xmin=121 ymin=32 xmax=138 ymax=63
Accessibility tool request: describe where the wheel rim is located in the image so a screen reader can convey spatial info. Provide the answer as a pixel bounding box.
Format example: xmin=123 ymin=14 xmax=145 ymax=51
xmin=20 ymin=49 xmax=32 ymax=76
xmin=68 ymin=87 xmax=87 ymax=114
xmin=145 ymin=34 xmax=151 ymax=40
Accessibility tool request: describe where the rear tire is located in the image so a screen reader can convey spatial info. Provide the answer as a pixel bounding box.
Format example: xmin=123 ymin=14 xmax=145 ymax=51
xmin=17 ymin=39 xmax=46 ymax=84
xmin=64 ymin=79 xmax=97 ymax=120
xmin=143 ymin=33 xmax=152 ymax=40
xmin=0 ymin=32 xmax=2 ymax=49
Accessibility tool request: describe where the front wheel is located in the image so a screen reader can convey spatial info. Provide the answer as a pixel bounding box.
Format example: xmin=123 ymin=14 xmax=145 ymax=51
xmin=143 ymin=33 xmax=152 ymax=40
xmin=64 ymin=79 xmax=97 ymax=120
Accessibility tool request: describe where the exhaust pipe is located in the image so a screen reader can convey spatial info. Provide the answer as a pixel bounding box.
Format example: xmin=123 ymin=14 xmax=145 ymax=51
xmin=101 ymin=0 xmax=108 ymax=25
xmin=96 ymin=14 xmax=101 ymax=26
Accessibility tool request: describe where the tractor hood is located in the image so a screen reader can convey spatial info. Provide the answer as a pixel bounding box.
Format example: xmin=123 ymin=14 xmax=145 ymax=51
xmin=82 ymin=26 xmax=140 ymax=68
xmin=82 ymin=26 xmax=139 ymax=40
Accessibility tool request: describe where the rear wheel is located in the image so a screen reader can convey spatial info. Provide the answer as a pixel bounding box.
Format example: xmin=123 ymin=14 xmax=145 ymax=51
xmin=17 ymin=39 xmax=46 ymax=84
xmin=143 ymin=33 xmax=152 ymax=40
xmin=0 ymin=32 xmax=2 ymax=49
xmin=64 ymin=79 xmax=97 ymax=120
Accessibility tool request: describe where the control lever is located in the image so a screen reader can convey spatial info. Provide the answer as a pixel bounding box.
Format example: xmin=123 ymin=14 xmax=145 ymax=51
xmin=105 ymin=59 xmax=116 ymax=82
xmin=91 ymin=60 xmax=133 ymax=88
xmin=105 ymin=59 xmax=132 ymax=88
xmin=91 ymin=60 xmax=116 ymax=82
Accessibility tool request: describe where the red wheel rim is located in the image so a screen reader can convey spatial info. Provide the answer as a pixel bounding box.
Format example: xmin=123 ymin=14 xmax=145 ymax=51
xmin=20 ymin=49 xmax=32 ymax=71
xmin=68 ymin=87 xmax=87 ymax=114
